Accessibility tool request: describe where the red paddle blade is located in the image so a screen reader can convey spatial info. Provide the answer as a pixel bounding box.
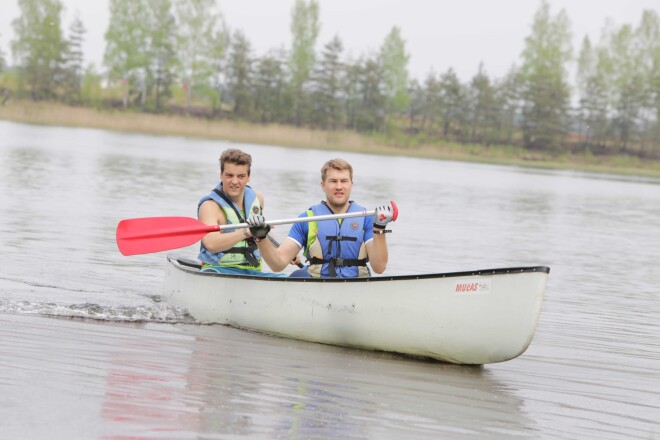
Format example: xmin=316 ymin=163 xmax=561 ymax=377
xmin=390 ymin=200 xmax=399 ymax=221
xmin=116 ymin=216 xmax=219 ymax=256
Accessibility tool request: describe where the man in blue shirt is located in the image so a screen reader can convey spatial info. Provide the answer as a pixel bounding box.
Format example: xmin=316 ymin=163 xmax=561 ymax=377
xmin=248 ymin=158 xmax=395 ymax=278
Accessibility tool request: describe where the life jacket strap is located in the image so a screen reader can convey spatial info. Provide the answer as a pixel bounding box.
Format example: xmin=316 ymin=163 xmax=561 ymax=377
xmin=225 ymin=244 xmax=260 ymax=267
xmin=212 ymin=187 xmax=260 ymax=267
xmin=325 ymin=235 xmax=357 ymax=255
xmin=308 ymin=256 xmax=368 ymax=277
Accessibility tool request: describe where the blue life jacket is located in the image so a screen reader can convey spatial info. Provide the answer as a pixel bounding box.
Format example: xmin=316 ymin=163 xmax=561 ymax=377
xmin=304 ymin=201 xmax=369 ymax=278
xmin=197 ymin=183 xmax=262 ymax=270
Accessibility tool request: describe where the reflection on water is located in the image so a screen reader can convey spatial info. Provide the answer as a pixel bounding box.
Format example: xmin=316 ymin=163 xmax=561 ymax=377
xmin=0 ymin=313 xmax=533 ymax=439
xmin=96 ymin=319 xmax=535 ymax=439
xmin=1 ymin=120 xmax=659 ymax=439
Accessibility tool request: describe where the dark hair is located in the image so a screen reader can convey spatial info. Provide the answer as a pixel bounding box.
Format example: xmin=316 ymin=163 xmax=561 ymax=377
xmin=219 ymin=149 xmax=252 ymax=175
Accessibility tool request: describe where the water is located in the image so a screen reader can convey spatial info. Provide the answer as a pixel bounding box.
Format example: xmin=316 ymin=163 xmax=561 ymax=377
xmin=0 ymin=120 xmax=658 ymax=439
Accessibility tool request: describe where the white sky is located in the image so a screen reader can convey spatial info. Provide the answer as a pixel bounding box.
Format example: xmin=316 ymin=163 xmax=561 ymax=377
xmin=1 ymin=0 xmax=658 ymax=82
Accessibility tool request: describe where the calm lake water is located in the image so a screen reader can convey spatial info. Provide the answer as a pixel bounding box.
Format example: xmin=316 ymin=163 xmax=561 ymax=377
xmin=0 ymin=120 xmax=658 ymax=439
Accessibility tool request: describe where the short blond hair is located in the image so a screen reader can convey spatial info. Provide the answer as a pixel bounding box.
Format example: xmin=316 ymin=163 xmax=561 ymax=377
xmin=219 ymin=148 xmax=252 ymax=175
xmin=321 ymin=158 xmax=353 ymax=182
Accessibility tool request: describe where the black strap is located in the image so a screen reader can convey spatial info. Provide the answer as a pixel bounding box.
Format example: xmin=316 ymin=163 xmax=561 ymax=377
xmin=324 ymin=235 xmax=357 ymax=254
xmin=309 ymin=256 xmax=368 ymax=277
xmin=309 ymin=257 xmax=367 ymax=267
xmin=224 ymin=245 xmax=260 ymax=267
xmin=213 ymin=188 xmax=247 ymax=222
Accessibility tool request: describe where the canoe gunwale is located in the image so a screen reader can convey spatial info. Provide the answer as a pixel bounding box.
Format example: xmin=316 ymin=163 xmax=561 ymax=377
xmin=167 ymin=254 xmax=550 ymax=282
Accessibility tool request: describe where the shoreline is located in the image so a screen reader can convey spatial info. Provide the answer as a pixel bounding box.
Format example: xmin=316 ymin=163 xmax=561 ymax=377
xmin=1 ymin=100 xmax=659 ymax=179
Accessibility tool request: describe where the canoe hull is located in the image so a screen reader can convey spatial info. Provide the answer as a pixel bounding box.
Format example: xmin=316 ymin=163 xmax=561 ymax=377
xmin=163 ymin=256 xmax=549 ymax=364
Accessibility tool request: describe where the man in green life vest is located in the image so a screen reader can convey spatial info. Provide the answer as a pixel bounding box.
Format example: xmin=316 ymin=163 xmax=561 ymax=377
xmin=197 ymin=148 xmax=282 ymax=275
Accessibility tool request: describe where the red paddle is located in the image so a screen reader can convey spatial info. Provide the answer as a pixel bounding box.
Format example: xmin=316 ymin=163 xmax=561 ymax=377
xmin=116 ymin=217 xmax=220 ymax=256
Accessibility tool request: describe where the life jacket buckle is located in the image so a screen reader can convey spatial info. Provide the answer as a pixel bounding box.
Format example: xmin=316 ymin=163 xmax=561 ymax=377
xmin=335 ymin=257 xmax=344 ymax=267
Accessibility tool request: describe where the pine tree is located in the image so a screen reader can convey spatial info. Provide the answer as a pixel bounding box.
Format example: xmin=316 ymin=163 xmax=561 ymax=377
xmin=355 ymin=55 xmax=385 ymax=132
xmin=468 ymin=63 xmax=497 ymax=145
xmin=226 ymin=30 xmax=253 ymax=118
xmin=311 ymin=35 xmax=345 ymax=130
xmin=252 ymin=48 xmax=290 ymax=123
xmin=63 ymin=13 xmax=86 ymax=102
xmin=438 ymin=68 xmax=467 ymax=141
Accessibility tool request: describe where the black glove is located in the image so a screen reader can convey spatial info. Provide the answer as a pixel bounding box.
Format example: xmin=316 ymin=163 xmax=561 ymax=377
xmin=246 ymin=215 xmax=271 ymax=239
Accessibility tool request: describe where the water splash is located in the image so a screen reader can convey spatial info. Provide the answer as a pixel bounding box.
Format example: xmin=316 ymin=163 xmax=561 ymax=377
xmin=0 ymin=298 xmax=193 ymax=323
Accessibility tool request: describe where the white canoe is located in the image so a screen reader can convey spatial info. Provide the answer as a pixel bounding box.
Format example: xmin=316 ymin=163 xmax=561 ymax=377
xmin=162 ymin=255 xmax=549 ymax=364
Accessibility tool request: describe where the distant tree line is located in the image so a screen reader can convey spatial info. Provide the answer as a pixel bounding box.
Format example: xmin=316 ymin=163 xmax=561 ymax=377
xmin=3 ymin=0 xmax=660 ymax=158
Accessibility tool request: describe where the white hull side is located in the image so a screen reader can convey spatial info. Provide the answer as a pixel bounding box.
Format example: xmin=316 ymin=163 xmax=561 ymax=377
xmin=163 ymin=258 xmax=548 ymax=364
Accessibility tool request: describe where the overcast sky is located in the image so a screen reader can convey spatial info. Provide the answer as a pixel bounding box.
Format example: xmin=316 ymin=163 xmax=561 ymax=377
xmin=1 ymin=0 xmax=658 ymax=82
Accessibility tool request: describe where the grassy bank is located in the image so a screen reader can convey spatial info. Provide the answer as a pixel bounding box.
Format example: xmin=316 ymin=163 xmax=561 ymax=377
xmin=1 ymin=100 xmax=659 ymax=178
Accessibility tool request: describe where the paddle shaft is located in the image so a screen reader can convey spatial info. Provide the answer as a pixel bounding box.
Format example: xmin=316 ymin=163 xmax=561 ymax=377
xmin=219 ymin=209 xmax=376 ymax=231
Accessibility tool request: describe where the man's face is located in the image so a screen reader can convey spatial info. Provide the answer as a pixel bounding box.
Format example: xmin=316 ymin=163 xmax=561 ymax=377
xmin=321 ymin=168 xmax=352 ymax=209
xmin=221 ymin=163 xmax=250 ymax=200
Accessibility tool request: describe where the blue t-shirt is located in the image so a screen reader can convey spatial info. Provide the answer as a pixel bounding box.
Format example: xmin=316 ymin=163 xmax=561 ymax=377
xmin=287 ymin=211 xmax=375 ymax=251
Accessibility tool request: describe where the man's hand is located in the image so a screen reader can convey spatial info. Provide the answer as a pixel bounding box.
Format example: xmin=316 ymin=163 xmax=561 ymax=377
xmin=290 ymin=254 xmax=303 ymax=267
xmin=374 ymin=202 xmax=395 ymax=229
xmin=246 ymin=215 xmax=271 ymax=239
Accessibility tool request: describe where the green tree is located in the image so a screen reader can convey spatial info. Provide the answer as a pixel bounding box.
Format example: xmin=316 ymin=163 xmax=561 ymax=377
xmin=175 ymin=0 xmax=227 ymax=113
xmin=575 ymin=36 xmax=610 ymax=152
xmin=289 ymin=0 xmax=320 ymax=125
xmin=148 ymin=0 xmax=177 ymax=111
xmin=602 ymin=23 xmax=646 ymax=151
xmin=0 ymin=33 xmax=7 ymax=106
xmin=62 ymin=13 xmax=85 ymax=103
xmin=225 ymin=30 xmax=253 ymax=118
xmin=518 ymin=0 xmax=573 ymax=151
xmin=252 ymin=48 xmax=290 ymax=123
xmin=11 ymin=0 xmax=67 ymax=100
xmin=311 ymin=35 xmax=345 ymax=130
xmin=438 ymin=68 xmax=468 ymax=141
xmin=635 ymin=9 xmax=660 ymax=157
xmin=406 ymin=78 xmax=425 ymax=132
xmin=468 ymin=63 xmax=497 ymax=145
xmin=342 ymin=55 xmax=363 ymax=130
xmin=576 ymin=36 xmax=595 ymax=143
xmin=80 ymin=64 xmax=103 ymax=107
xmin=494 ymin=66 xmax=522 ymax=145
xmin=354 ymin=55 xmax=385 ymax=132
xmin=420 ymin=71 xmax=442 ymax=133
xmin=0 ymin=32 xmax=6 ymax=74
xmin=576 ymin=37 xmax=595 ymax=105
xmin=104 ymin=0 xmax=150 ymax=107
xmin=379 ymin=27 xmax=410 ymax=122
